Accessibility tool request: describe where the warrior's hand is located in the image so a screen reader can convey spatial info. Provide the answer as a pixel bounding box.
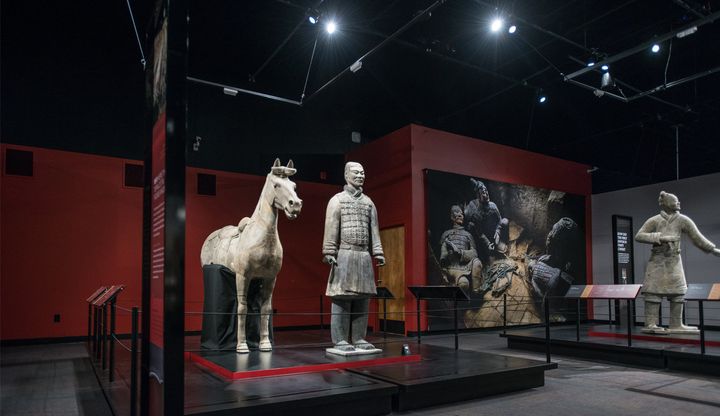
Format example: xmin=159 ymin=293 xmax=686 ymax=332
xmin=712 ymin=248 xmax=720 ymax=257
xmin=375 ymin=256 xmax=386 ymax=267
xmin=659 ymin=235 xmax=680 ymax=243
xmin=445 ymin=240 xmax=458 ymax=254
xmin=323 ymin=255 xmax=337 ymax=265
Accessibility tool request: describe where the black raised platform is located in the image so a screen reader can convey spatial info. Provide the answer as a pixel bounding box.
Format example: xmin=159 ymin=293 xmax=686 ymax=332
xmin=188 ymin=342 xmax=421 ymax=379
xmin=349 ymin=344 xmax=557 ymax=411
xmin=503 ymin=324 xmax=720 ymax=376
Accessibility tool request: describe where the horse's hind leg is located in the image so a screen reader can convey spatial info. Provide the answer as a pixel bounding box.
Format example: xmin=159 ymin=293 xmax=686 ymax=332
xmin=258 ymin=278 xmax=277 ymax=351
xmin=236 ymin=273 xmax=251 ymax=353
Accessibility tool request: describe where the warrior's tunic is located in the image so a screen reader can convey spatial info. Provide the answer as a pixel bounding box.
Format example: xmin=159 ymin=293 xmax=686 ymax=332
xmin=635 ymin=211 xmax=715 ymax=295
xmin=323 ymin=186 xmax=383 ymax=297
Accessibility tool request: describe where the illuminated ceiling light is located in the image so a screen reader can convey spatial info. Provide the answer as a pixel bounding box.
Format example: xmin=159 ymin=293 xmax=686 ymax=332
xmin=508 ymin=25 xmax=517 ymax=34
xmin=600 ymin=72 xmax=615 ymax=90
xmin=586 ymin=60 xmax=595 ymax=67
xmin=308 ymin=16 xmax=318 ymax=24
xmin=326 ymin=21 xmax=337 ymax=34
xmin=601 ymin=64 xmax=609 ymax=71
xmin=490 ymin=18 xmax=503 ymax=32
xmin=223 ymin=87 xmax=238 ymax=96
xmin=651 ymin=43 xmax=660 ymax=53
xmin=538 ymin=93 xmax=547 ymax=103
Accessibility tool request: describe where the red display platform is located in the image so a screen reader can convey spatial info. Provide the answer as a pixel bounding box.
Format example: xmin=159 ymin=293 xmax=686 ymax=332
xmin=187 ymin=348 xmax=422 ymax=380
xmin=588 ymin=330 xmax=720 ymax=347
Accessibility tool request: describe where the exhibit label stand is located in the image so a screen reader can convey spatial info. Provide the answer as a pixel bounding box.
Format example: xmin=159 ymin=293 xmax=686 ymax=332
xmin=91 ymin=285 xmax=126 ymax=371
xmin=685 ymin=283 xmax=720 ymax=354
xmin=408 ymin=285 xmax=470 ymax=350
xmin=373 ymin=286 xmax=395 ymax=342
xmin=562 ymin=284 xmax=642 ymax=349
xmin=86 ymin=287 xmax=108 ymax=353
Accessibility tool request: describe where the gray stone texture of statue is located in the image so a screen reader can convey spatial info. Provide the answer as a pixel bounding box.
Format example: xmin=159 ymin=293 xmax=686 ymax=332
xmin=200 ymin=159 xmax=302 ymax=352
xmin=635 ymin=191 xmax=720 ymax=334
xmin=439 ymin=205 xmax=483 ymax=292
xmin=322 ymin=162 xmax=385 ymax=354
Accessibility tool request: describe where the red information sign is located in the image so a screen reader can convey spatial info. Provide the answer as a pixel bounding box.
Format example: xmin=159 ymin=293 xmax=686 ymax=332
xmin=92 ymin=285 xmax=125 ymax=306
xmin=86 ymin=287 xmax=108 ymax=303
xmin=565 ymin=284 xmax=642 ymax=299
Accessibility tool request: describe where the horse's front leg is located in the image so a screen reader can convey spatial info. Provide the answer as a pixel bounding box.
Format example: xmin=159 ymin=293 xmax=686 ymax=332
xmin=258 ymin=277 xmax=277 ymax=351
xmin=236 ymin=273 xmax=252 ymax=353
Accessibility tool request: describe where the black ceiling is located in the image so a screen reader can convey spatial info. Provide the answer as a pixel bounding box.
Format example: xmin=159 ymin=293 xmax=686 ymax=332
xmin=3 ymin=0 xmax=720 ymax=192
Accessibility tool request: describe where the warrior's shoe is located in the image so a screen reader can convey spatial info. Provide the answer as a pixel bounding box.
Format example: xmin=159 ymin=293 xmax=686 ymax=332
xmin=666 ymin=324 xmax=700 ymax=334
xmin=641 ymin=325 xmax=668 ymax=335
xmin=353 ymin=340 xmax=376 ymax=350
xmin=667 ymin=303 xmax=700 ymax=334
xmin=334 ymin=340 xmax=355 ymax=352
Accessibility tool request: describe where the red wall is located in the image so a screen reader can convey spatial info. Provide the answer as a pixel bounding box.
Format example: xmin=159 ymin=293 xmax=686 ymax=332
xmin=1 ymin=145 xmax=337 ymax=340
xmin=1 ymin=145 xmax=143 ymax=340
xmin=348 ymin=125 xmax=593 ymax=333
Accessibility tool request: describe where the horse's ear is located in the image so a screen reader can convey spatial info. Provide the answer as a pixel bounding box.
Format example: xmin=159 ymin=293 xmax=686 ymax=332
xmin=273 ymin=158 xmax=281 ymax=168
xmin=287 ymin=159 xmax=294 ymax=169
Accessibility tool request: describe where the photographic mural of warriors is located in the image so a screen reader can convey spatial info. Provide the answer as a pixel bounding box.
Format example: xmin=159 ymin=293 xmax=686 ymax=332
xmin=426 ymin=170 xmax=586 ymax=329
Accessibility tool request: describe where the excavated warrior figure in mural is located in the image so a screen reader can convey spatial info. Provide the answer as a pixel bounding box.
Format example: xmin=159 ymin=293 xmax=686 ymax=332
xmin=635 ymin=191 xmax=720 ymax=334
xmin=464 ymin=179 xmax=509 ymax=261
xmin=439 ymin=205 xmax=483 ymax=292
xmin=200 ymin=159 xmax=302 ymax=352
xmin=322 ymin=162 xmax=385 ymax=353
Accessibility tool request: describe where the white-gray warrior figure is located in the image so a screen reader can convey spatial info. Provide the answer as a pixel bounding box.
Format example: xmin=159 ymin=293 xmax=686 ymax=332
xmin=322 ymin=162 xmax=385 ymax=352
xmin=635 ymin=191 xmax=720 ymax=334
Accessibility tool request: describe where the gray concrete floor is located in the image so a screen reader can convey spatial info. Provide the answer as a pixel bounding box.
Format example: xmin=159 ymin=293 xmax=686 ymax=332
xmin=1 ymin=333 xmax=719 ymax=415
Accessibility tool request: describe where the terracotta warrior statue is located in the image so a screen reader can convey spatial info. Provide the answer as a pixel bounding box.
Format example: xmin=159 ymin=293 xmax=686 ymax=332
xmin=464 ymin=179 xmax=509 ymax=260
xmin=635 ymin=191 xmax=720 ymax=334
xmin=322 ymin=162 xmax=385 ymax=353
xmin=439 ymin=205 xmax=483 ymax=292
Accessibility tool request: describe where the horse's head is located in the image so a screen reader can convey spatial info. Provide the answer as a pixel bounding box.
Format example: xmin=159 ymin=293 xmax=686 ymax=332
xmin=269 ymin=158 xmax=302 ymax=219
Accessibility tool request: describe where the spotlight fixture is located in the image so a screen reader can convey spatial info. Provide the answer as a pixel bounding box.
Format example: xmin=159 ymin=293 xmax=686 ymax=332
xmin=490 ymin=18 xmax=503 ymax=32
xmin=223 ymin=87 xmax=238 ymax=96
xmin=538 ymin=94 xmax=547 ymax=103
xmin=651 ymin=43 xmax=660 ymax=53
xmin=601 ymin=64 xmax=609 ymax=71
xmin=508 ymin=25 xmax=517 ymax=34
xmin=350 ymin=60 xmax=362 ymax=73
xmin=326 ymin=21 xmax=337 ymax=34
xmin=308 ymin=16 xmax=318 ymax=24
xmin=600 ymin=72 xmax=615 ymax=90
xmin=586 ymin=60 xmax=595 ymax=67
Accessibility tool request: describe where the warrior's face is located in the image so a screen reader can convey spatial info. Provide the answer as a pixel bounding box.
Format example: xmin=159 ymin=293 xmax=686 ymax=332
xmin=450 ymin=206 xmax=464 ymax=226
xmin=660 ymin=192 xmax=681 ymax=213
xmin=476 ymin=184 xmax=489 ymax=204
xmin=345 ymin=162 xmax=365 ymax=188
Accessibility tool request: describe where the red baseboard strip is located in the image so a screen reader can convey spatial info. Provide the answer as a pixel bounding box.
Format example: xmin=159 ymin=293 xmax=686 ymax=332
xmin=187 ymin=351 xmax=422 ymax=380
xmin=588 ymin=331 xmax=720 ymax=347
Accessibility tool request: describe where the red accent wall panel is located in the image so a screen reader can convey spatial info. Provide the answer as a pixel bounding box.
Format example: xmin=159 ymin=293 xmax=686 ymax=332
xmin=348 ymin=124 xmax=593 ymax=333
xmin=1 ymin=144 xmax=143 ymax=340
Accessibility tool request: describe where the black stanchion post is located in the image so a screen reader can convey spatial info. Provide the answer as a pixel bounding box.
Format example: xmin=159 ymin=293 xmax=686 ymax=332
xmin=319 ymin=296 xmax=324 ymax=330
xmin=102 ymin=303 xmax=108 ymax=370
xmin=627 ymin=299 xmax=632 ymax=347
xmin=88 ymin=303 xmax=93 ymax=346
xmin=109 ymin=299 xmax=116 ymax=382
xmin=416 ymin=298 xmax=421 ymax=344
xmin=608 ymin=299 xmax=612 ymax=327
xmin=130 ymin=307 xmax=138 ymax=416
xmin=699 ymin=300 xmax=705 ymax=355
xmin=96 ymin=308 xmax=102 ymax=359
xmin=383 ymin=298 xmax=388 ymax=343
xmin=544 ymin=298 xmax=551 ymax=363
xmin=503 ymin=294 xmax=507 ymax=335
xmin=94 ymin=307 xmax=99 ymax=357
xmin=454 ymin=298 xmax=459 ymax=350
xmin=576 ymin=298 xmax=580 ymax=342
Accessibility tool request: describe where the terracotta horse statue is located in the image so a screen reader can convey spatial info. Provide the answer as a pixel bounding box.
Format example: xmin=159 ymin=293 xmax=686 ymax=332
xmin=200 ymin=159 xmax=302 ymax=352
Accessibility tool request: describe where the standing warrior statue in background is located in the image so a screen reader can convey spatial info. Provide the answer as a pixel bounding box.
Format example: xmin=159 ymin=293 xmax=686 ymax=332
xmin=635 ymin=191 xmax=720 ymax=334
xmin=323 ymin=162 xmax=385 ymax=353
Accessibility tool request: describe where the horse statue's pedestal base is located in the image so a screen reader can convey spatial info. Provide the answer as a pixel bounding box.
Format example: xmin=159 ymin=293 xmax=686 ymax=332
xmin=201 ymin=264 xmax=273 ymax=350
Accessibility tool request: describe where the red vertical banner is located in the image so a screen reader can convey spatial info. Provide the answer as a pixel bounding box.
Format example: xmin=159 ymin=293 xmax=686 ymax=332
xmin=150 ymin=111 xmax=166 ymax=378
